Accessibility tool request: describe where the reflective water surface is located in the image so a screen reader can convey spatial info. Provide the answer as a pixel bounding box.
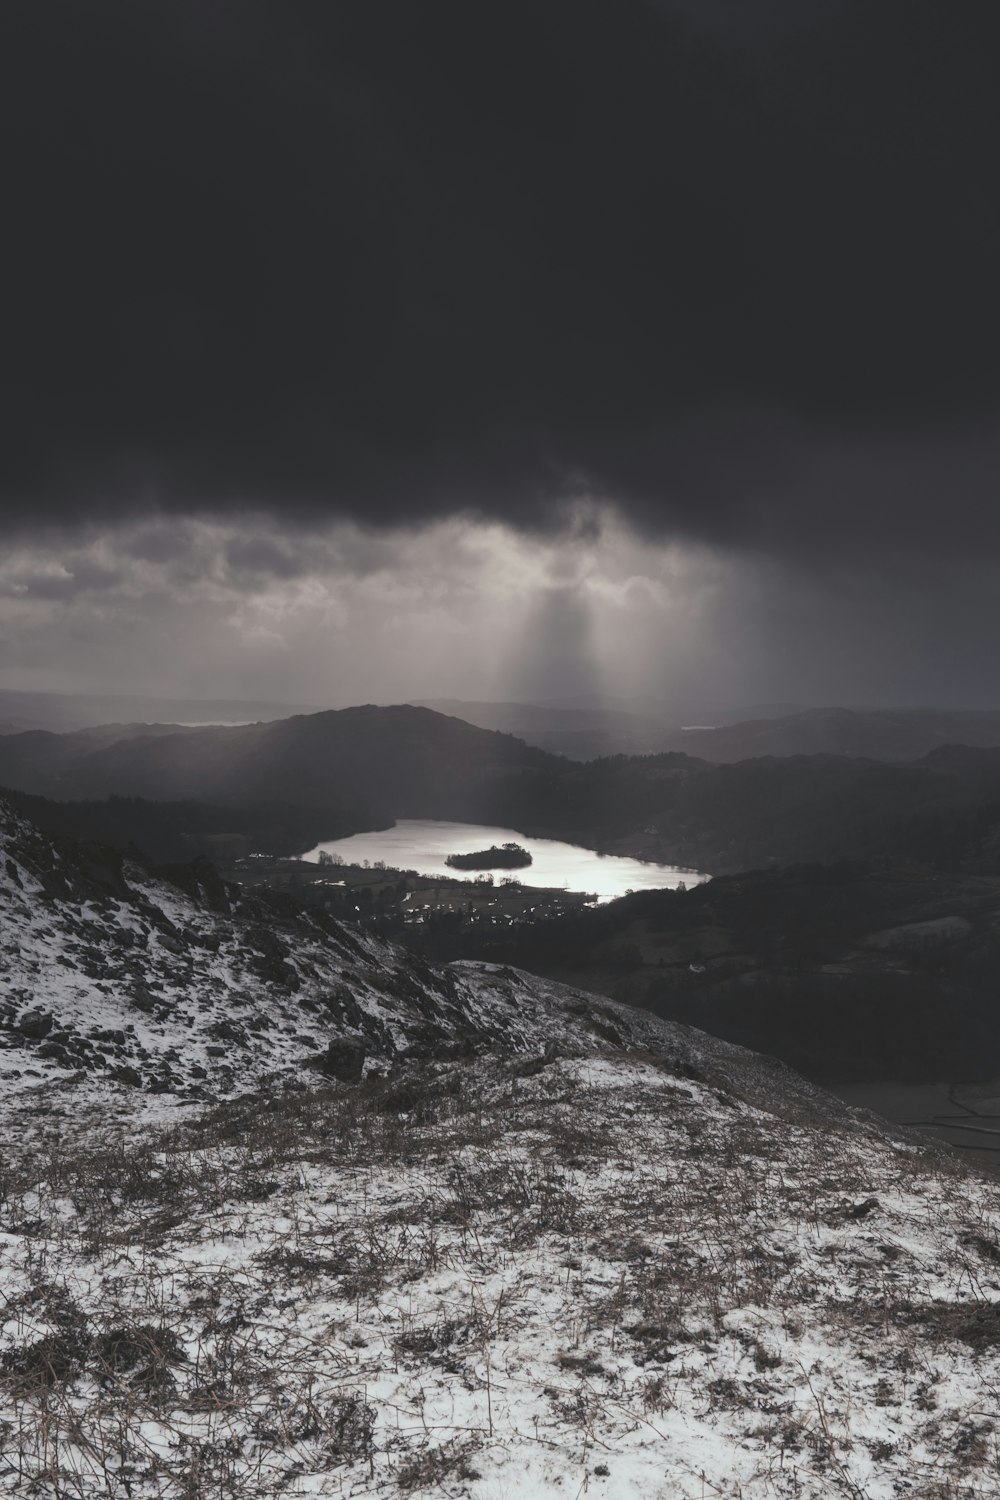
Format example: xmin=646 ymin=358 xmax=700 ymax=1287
xmin=832 ymin=1081 xmax=1000 ymax=1155
xmin=303 ymin=819 xmax=707 ymax=902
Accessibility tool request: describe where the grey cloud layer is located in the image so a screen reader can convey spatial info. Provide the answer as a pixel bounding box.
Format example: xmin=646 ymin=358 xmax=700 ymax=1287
xmin=2 ymin=515 xmax=999 ymax=711
xmin=2 ymin=1 xmax=999 ymax=560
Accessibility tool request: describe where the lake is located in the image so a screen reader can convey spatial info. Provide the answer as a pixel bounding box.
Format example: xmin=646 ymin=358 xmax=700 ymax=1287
xmin=831 ymin=1080 xmax=1000 ymax=1155
xmin=303 ymin=819 xmax=707 ymax=902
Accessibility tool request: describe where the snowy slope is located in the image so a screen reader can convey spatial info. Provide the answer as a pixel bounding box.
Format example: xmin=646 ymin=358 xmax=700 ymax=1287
xmin=3 ymin=801 xmax=1000 ymax=1497
xmin=0 ymin=799 xmax=840 ymax=1122
xmin=3 ymin=1049 xmax=1000 ymax=1498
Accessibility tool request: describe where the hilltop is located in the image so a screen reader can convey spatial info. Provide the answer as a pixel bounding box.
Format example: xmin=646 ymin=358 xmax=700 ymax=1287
xmin=0 ymin=705 xmax=552 ymax=822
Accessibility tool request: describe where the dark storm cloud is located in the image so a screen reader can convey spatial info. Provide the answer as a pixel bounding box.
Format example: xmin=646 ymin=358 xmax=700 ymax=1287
xmin=2 ymin=0 xmax=999 ymax=556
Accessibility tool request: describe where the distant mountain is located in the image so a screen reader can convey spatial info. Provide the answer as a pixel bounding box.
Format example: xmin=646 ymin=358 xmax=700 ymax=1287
xmin=672 ymin=706 xmax=1000 ymax=762
xmin=0 ymin=686 xmax=326 ymax=735
xmin=11 ymin=706 xmax=1000 ymax=877
xmin=411 ymin=700 xmax=1000 ymax=765
xmin=411 ymin=697 xmax=671 ymax=758
xmin=0 ymin=705 xmax=555 ymax=822
xmin=537 ymin=692 xmax=805 ymax=721
xmin=411 ymin=696 xmax=807 ymax=759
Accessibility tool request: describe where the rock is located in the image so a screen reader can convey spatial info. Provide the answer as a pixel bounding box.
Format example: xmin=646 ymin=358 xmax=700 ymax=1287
xmin=206 ymin=1018 xmax=245 ymax=1043
xmin=18 ymin=1010 xmax=53 ymax=1040
xmin=322 ymin=985 xmax=363 ymax=1028
xmin=320 ymin=1038 xmax=366 ymax=1082
xmin=36 ymin=1042 xmax=71 ymax=1065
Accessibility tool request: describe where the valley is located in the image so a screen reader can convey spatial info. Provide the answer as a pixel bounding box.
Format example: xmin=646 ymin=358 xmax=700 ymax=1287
xmin=7 ymin=704 xmax=1000 ymax=1099
xmin=8 ymin=705 xmax=1000 ymax=880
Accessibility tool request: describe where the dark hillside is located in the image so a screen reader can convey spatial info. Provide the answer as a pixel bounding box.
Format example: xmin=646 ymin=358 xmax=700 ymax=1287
xmin=0 ymin=787 xmax=364 ymax=864
xmin=9 ymin=708 xmax=1000 ymax=877
xmin=438 ymin=862 xmax=1000 ymax=1084
xmin=0 ymin=706 xmax=555 ymax=823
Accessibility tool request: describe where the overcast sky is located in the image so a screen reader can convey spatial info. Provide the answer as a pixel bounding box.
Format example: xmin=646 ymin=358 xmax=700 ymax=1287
xmin=2 ymin=1 xmax=999 ymax=709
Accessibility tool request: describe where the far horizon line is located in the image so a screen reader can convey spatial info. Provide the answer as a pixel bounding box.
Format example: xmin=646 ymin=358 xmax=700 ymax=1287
xmin=9 ymin=685 xmax=1000 ymax=718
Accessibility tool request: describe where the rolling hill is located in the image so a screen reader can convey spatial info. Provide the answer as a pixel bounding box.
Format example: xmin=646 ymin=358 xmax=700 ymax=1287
xmin=672 ymin=705 xmax=1000 ymax=762
xmin=0 ymin=705 xmax=553 ymax=820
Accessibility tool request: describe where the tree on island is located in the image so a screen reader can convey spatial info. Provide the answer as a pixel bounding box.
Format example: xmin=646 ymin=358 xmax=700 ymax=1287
xmin=445 ymin=841 xmax=533 ymax=871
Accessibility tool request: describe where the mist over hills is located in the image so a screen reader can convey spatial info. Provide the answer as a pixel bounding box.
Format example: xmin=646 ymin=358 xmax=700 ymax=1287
xmin=412 ymin=697 xmax=669 ymax=760
xmin=417 ymin=699 xmax=1000 ymax=763
xmin=672 ymin=706 xmax=1000 ymax=763
xmin=10 ymin=688 xmax=1000 ymax=767
xmin=0 ymin=687 xmax=328 ymax=735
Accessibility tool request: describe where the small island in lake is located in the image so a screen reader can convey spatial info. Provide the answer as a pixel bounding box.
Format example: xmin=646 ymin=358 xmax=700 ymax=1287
xmin=445 ymin=841 xmax=533 ymax=871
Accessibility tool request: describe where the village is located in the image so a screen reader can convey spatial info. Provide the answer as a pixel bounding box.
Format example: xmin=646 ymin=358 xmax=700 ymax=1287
xmin=225 ymin=850 xmax=597 ymax=939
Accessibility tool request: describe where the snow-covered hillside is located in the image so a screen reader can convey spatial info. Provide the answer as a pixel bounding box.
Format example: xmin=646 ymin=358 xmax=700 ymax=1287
xmin=3 ymin=801 xmax=1000 ymax=1498
xmin=0 ymin=800 xmax=832 ymax=1115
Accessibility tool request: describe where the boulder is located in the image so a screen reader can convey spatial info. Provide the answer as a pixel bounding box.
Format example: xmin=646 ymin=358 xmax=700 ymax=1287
xmin=36 ymin=1042 xmax=71 ymax=1065
xmin=320 ymin=1038 xmax=366 ymax=1082
xmin=18 ymin=1010 xmax=53 ymax=1040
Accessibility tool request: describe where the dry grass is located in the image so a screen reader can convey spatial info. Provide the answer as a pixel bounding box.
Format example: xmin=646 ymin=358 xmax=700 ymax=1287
xmin=1 ymin=1054 xmax=1000 ymax=1497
